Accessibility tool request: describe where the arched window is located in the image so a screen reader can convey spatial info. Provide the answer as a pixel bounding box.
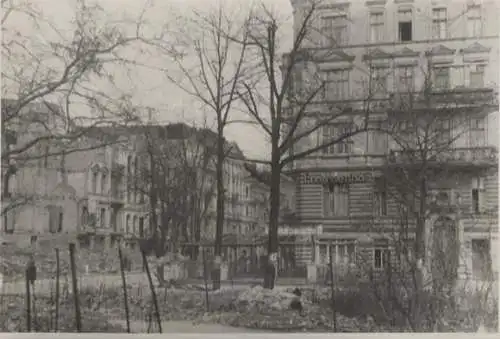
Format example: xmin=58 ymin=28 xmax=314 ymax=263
xmin=133 ymin=157 xmax=139 ymax=203
xmin=127 ymin=155 xmax=132 ymax=202
xmin=125 ymin=214 xmax=130 ymax=233
xmin=127 ymin=155 xmax=132 ymax=175
xmin=139 ymin=217 xmax=144 ymax=238
xmin=92 ymin=171 xmax=98 ymax=193
xmin=81 ymin=206 xmax=89 ymax=226
xmin=101 ymin=170 xmax=107 ymax=194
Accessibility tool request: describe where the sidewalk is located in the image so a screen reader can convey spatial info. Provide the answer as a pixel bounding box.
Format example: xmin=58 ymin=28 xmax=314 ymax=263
xmin=110 ymin=320 xmax=270 ymax=333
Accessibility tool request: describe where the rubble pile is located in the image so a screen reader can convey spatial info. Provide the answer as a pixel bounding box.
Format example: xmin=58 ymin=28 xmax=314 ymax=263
xmin=1 ymin=244 xmax=144 ymax=281
xmin=0 ymin=295 xmax=126 ymax=332
xmin=201 ymin=286 xmax=376 ymax=332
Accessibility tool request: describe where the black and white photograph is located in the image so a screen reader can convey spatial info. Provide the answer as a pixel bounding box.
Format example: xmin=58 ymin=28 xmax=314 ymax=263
xmin=1 ymin=0 xmax=498 ymax=333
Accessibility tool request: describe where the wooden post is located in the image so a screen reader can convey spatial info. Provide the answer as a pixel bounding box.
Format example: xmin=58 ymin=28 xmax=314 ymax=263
xmin=202 ymin=248 xmax=210 ymax=312
xmin=54 ymin=248 xmax=60 ymax=332
xmin=141 ymin=250 xmax=162 ymax=333
xmin=329 ymin=246 xmax=338 ymax=332
xmin=25 ymin=256 xmax=37 ymax=332
xmin=25 ymin=270 xmax=31 ymax=332
xmin=118 ymin=246 xmax=131 ymax=333
xmin=69 ymin=243 xmax=82 ymax=332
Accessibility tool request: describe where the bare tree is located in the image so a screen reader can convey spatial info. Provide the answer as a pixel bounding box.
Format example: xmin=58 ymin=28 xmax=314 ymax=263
xmin=152 ymin=3 xmax=255 ymax=289
xmin=1 ymin=0 xmax=153 ymax=219
xmin=235 ymin=0 xmax=375 ymax=289
xmin=129 ymin=121 xmax=218 ymax=285
xmin=359 ymin=56 xmax=498 ymax=331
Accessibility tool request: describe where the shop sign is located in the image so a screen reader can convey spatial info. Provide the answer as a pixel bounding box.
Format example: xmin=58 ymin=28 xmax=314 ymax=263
xmin=299 ymin=172 xmax=372 ymax=185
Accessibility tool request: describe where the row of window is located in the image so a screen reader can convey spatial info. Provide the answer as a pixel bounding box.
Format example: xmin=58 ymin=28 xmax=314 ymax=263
xmin=321 ymin=4 xmax=483 ymax=46
xmin=80 ymin=205 xmax=145 ymax=236
xmin=317 ymin=238 xmax=492 ymax=278
xmin=318 ymin=242 xmax=388 ymax=269
xmin=318 ymin=63 xmax=487 ymax=102
xmin=124 ymin=214 xmax=145 ymax=237
xmin=126 ymin=156 xmax=145 ymax=204
xmin=322 ymin=177 xmax=486 ymax=217
xmin=320 ymin=117 xmax=486 ymax=156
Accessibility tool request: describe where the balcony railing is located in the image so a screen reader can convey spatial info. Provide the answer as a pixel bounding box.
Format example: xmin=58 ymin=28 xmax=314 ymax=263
xmin=296 ymin=87 xmax=497 ymax=113
xmin=387 ymin=147 xmax=498 ymax=167
xmin=428 ymin=88 xmax=498 ymax=108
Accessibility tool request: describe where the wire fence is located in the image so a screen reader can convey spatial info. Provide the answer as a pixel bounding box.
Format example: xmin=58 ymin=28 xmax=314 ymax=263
xmin=0 ymin=242 xmax=161 ymax=333
xmin=1 ymin=241 xmax=497 ymax=333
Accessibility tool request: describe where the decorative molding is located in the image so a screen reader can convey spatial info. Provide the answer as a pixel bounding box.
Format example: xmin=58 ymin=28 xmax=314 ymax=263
xmin=368 ymin=59 xmax=391 ymax=68
xmin=318 ymin=61 xmax=353 ymax=71
xmin=394 ymin=0 xmax=414 ymax=3
xmin=318 ymin=2 xmax=351 ymax=11
xmin=315 ymin=50 xmax=356 ymax=63
xmin=430 ymin=57 xmax=454 ymax=65
xmin=460 ymin=42 xmax=491 ymax=54
xmin=393 ymin=47 xmax=420 ymax=58
xmin=426 ymin=44 xmax=456 ymax=56
xmin=394 ymin=59 xmax=419 ymax=67
xmin=463 ymin=55 xmax=489 ymax=63
xmin=363 ymin=48 xmax=392 ymax=61
xmin=365 ymin=0 xmax=387 ymax=6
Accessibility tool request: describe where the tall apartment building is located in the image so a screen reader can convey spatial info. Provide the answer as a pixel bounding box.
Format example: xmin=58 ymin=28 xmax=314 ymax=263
xmin=1 ymin=110 xmax=147 ymax=251
xmin=1 ymin=116 xmax=269 ymax=260
xmin=287 ymin=0 xmax=498 ymax=281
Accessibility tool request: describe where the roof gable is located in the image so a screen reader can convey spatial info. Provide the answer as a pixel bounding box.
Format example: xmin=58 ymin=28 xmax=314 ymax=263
xmin=393 ymin=47 xmax=420 ymax=58
xmin=426 ymin=44 xmax=455 ymax=56
xmin=363 ymin=48 xmax=392 ymax=61
xmin=460 ymin=42 xmax=491 ymax=54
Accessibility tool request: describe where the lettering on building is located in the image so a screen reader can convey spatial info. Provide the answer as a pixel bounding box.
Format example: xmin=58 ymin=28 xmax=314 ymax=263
xmin=299 ymin=172 xmax=372 ymax=185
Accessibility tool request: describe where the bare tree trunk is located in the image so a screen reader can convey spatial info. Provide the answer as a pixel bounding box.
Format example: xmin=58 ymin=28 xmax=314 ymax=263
xmin=264 ymin=142 xmax=281 ymax=289
xmin=413 ymin=175 xmax=427 ymax=328
xmin=213 ymin=131 xmax=225 ymax=290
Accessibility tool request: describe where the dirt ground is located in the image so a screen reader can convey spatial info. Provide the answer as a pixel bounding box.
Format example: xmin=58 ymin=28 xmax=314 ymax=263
xmin=111 ymin=320 xmax=271 ymax=333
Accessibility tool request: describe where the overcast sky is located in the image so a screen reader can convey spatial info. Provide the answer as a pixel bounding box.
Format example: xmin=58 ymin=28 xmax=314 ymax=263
xmin=4 ymin=0 xmax=294 ymax=161
xmin=5 ymin=0 xmax=498 ymax=158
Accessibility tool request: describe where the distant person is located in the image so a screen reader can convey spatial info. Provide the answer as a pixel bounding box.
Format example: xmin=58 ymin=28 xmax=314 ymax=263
xmin=290 ymin=287 xmax=303 ymax=312
xmin=26 ymin=255 xmax=36 ymax=285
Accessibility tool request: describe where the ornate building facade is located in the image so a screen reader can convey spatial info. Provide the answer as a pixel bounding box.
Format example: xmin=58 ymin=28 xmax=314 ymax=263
xmin=287 ymin=0 xmax=498 ymax=282
xmin=1 ymin=116 xmax=270 ymax=259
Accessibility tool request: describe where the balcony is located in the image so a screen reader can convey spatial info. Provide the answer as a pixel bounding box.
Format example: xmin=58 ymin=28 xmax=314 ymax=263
xmin=109 ymin=189 xmax=125 ymax=206
xmin=427 ymin=88 xmax=498 ymax=111
xmin=387 ymin=147 xmax=498 ymax=168
xmin=293 ymin=87 xmax=497 ymax=117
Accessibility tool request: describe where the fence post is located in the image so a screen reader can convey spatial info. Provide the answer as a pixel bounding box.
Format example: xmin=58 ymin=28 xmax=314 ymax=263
xmin=25 ymin=270 xmax=31 ymax=332
xmin=140 ymin=249 xmax=162 ymax=333
xmin=329 ymin=246 xmax=338 ymax=332
xmin=25 ymin=256 xmax=37 ymax=332
xmin=69 ymin=243 xmax=82 ymax=332
xmin=202 ymin=248 xmax=210 ymax=312
xmin=118 ymin=246 xmax=131 ymax=333
xmin=54 ymin=248 xmax=60 ymax=332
